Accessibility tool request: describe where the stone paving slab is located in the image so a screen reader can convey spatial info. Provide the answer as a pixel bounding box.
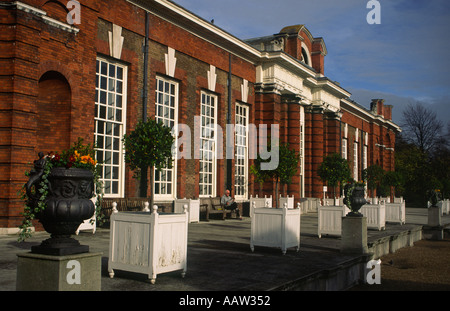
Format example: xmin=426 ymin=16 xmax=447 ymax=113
xmin=0 ymin=208 xmax=448 ymax=292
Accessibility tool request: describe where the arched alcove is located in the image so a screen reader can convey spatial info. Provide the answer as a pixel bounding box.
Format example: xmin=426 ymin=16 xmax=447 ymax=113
xmin=41 ymin=0 xmax=69 ymax=24
xmin=37 ymin=71 xmax=72 ymax=154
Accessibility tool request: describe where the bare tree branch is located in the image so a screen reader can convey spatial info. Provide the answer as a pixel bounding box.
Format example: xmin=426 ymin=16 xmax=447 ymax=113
xmin=401 ymin=102 xmax=443 ymax=154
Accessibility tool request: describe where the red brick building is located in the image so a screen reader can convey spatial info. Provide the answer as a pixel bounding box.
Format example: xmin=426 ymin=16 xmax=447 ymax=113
xmin=0 ymin=0 xmax=400 ymax=233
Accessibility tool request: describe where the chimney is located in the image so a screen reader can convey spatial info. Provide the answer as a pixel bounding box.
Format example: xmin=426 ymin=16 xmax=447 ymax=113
xmin=312 ymin=38 xmax=326 ymax=75
xmin=370 ymin=99 xmax=385 ymax=116
xmin=384 ymin=105 xmax=393 ymax=121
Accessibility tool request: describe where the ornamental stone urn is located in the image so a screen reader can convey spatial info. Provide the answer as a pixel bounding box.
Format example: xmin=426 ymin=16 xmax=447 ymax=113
xmin=25 ymin=154 xmax=95 ymax=256
xmin=343 ymin=183 xmax=368 ymax=217
xmin=341 ymin=183 xmax=369 ymax=254
xmin=427 ymin=189 xmax=443 ymax=240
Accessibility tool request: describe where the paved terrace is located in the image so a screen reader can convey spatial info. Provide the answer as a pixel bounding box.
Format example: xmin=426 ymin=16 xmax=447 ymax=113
xmin=1 ymin=208 xmax=449 ymax=291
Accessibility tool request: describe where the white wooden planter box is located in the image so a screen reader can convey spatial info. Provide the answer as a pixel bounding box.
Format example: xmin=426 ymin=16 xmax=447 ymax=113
xmin=434 ymin=200 xmax=450 ymax=215
xmin=108 ymin=204 xmax=188 ymax=284
xmin=174 ymin=198 xmax=200 ymax=223
xmin=385 ymin=202 xmax=405 ymax=224
xmin=360 ymin=202 xmax=386 ymax=230
xmin=300 ymin=198 xmax=321 ymax=213
xmin=318 ymin=205 xmax=350 ymax=238
xmin=380 ymin=197 xmax=391 ymax=203
xmin=323 ymin=198 xmax=343 ymax=206
xmin=249 ymin=195 xmax=272 ymax=217
xmin=443 ymin=200 xmax=450 ymax=215
xmin=250 ymin=204 xmax=300 ymax=254
xmin=279 ymin=195 xmax=294 ymax=209
xmin=76 ymin=197 xmax=97 ymax=235
xmin=393 ymin=197 xmax=403 ymax=203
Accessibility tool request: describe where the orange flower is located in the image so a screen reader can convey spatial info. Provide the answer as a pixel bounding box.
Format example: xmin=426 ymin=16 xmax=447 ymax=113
xmin=79 ymin=155 xmax=97 ymax=166
xmin=80 ymin=155 xmax=92 ymax=164
xmin=74 ymin=150 xmax=81 ymax=160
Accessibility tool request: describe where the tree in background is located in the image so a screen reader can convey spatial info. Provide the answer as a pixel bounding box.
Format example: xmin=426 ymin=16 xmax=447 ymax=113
xmin=401 ymin=102 xmax=444 ymax=155
xmin=382 ymin=170 xmax=404 ymax=199
xmin=395 ymin=102 xmax=450 ymax=207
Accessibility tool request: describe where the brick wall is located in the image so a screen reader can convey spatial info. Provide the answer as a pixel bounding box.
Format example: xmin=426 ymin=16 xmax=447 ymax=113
xmin=0 ymin=0 xmax=399 ymax=229
xmin=0 ymin=0 xmax=99 ymax=228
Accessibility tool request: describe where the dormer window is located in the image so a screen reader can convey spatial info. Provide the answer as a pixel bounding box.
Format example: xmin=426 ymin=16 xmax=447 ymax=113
xmin=301 ymin=48 xmax=310 ymax=66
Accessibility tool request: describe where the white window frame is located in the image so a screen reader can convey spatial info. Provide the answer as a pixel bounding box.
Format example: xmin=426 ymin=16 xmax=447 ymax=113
xmin=363 ymin=145 xmax=368 ymax=171
xmin=353 ymin=141 xmax=359 ymax=180
xmin=154 ymin=76 xmax=179 ymax=201
xmin=234 ymin=103 xmax=249 ymax=200
xmin=299 ymin=106 xmax=305 ymax=197
xmin=363 ymin=143 xmax=368 ymax=194
xmin=94 ymin=57 xmax=127 ymax=198
xmin=342 ymin=138 xmax=348 ymax=160
xmin=199 ymin=91 xmax=217 ymax=198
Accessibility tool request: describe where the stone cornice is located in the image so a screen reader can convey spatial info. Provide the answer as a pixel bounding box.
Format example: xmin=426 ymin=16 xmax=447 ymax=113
xmin=341 ymin=98 xmax=402 ymax=133
xmin=127 ymin=0 xmax=261 ymax=64
xmin=6 ymin=1 xmax=80 ymax=34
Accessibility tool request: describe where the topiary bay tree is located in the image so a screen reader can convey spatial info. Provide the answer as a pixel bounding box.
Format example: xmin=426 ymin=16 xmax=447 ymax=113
xmin=362 ymin=164 xmax=385 ymax=198
xmin=317 ymin=153 xmax=351 ymax=199
xmin=122 ymin=119 xmax=175 ymax=208
xmin=250 ymin=143 xmax=300 ymax=208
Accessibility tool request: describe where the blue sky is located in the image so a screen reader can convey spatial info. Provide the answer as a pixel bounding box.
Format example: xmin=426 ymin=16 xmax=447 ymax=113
xmin=172 ymin=0 xmax=450 ymax=126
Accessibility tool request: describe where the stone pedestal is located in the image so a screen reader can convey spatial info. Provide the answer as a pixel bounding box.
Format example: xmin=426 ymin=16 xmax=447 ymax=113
xmin=428 ymin=206 xmax=442 ymax=227
xmin=17 ymin=252 xmax=102 ymax=291
xmin=427 ymin=206 xmax=443 ymax=240
xmin=341 ymin=216 xmax=369 ymax=254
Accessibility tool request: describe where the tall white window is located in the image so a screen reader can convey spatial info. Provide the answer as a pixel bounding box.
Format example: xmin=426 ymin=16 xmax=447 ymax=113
xmin=363 ymin=134 xmax=368 ymax=194
xmin=199 ymin=92 xmax=217 ymax=197
xmin=363 ymin=146 xmax=368 ymax=171
xmin=154 ymin=76 xmax=178 ymax=199
xmin=363 ymin=132 xmax=368 ymax=171
xmin=95 ymin=57 xmax=127 ymax=197
xmin=299 ymin=106 xmax=305 ymax=197
xmin=353 ymin=142 xmax=359 ymax=180
xmin=342 ymin=138 xmax=348 ymax=160
xmin=235 ymin=104 xmax=249 ymax=199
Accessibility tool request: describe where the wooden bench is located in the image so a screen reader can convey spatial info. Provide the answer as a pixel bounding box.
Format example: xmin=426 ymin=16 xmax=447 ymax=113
xmin=100 ymin=197 xmax=151 ymax=225
xmin=204 ymin=196 xmax=244 ymax=221
xmin=206 ymin=196 xmax=231 ymax=221
xmin=126 ymin=197 xmax=151 ymax=211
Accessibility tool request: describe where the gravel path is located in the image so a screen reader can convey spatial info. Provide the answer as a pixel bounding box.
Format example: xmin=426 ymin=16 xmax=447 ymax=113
xmin=350 ymin=237 xmax=450 ymax=291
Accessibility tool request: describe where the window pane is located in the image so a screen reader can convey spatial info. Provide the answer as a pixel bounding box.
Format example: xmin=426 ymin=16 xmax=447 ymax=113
xmin=100 ymin=91 xmax=107 ymax=104
xmin=99 ymin=106 xmax=106 ymax=119
xmin=101 ymin=62 xmax=107 ymax=75
xmin=101 ymin=77 xmax=107 ymax=90
xmin=109 ymin=64 xmax=115 ymax=78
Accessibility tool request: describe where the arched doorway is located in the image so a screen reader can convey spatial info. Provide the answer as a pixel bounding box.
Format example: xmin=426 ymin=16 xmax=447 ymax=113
xmin=37 ymin=71 xmax=71 ymax=154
